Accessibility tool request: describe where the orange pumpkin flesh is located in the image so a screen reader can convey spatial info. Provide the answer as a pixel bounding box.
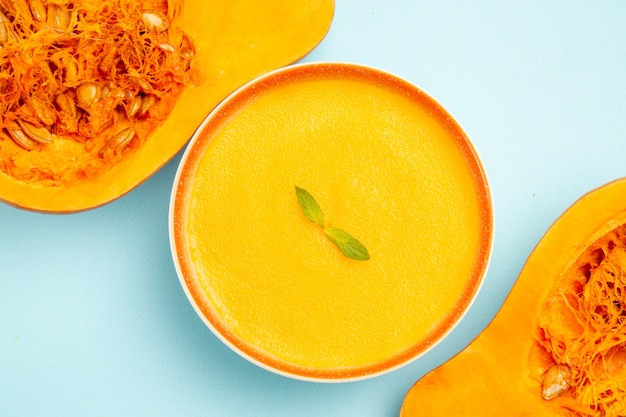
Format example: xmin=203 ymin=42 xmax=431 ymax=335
xmin=0 ymin=0 xmax=334 ymax=213
xmin=400 ymin=177 xmax=626 ymax=416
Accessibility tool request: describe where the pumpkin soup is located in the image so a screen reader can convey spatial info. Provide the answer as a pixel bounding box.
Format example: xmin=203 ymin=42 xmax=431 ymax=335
xmin=170 ymin=63 xmax=492 ymax=381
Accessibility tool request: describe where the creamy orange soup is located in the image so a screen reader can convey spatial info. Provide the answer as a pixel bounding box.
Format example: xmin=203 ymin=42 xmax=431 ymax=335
xmin=172 ymin=63 xmax=492 ymax=380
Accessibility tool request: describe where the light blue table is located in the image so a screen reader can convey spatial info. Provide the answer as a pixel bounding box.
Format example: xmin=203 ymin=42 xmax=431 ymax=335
xmin=2 ymin=1 xmax=626 ymax=415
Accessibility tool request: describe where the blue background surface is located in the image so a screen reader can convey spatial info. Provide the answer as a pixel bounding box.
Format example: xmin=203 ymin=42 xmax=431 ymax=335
xmin=2 ymin=1 xmax=626 ymax=415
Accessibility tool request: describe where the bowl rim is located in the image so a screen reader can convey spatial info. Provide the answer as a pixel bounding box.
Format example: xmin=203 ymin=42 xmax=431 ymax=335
xmin=168 ymin=61 xmax=494 ymax=382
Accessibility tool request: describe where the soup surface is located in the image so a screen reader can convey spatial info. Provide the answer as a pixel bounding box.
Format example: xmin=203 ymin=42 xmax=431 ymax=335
xmin=172 ymin=63 xmax=492 ymax=380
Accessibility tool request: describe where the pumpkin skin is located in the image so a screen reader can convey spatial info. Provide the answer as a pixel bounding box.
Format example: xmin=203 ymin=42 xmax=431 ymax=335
xmin=0 ymin=0 xmax=334 ymax=213
xmin=400 ymin=177 xmax=626 ymax=416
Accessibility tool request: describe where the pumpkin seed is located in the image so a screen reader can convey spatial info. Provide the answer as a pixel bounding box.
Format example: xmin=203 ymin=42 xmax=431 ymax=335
xmin=0 ymin=21 xmax=7 ymax=47
xmin=63 ymin=56 xmax=79 ymax=84
xmin=0 ymin=12 xmax=14 ymax=47
xmin=56 ymin=93 xmax=77 ymax=119
xmin=29 ymin=0 xmax=46 ymax=22
xmin=179 ymin=34 xmax=195 ymax=59
xmin=99 ymin=127 xmax=136 ymax=156
xmin=541 ymin=364 xmax=571 ymax=400
xmin=127 ymin=95 xmax=143 ymax=118
xmin=141 ymin=10 xmax=169 ymax=33
xmin=138 ymin=94 xmax=156 ymax=117
xmin=133 ymin=77 xmax=152 ymax=93
xmin=17 ymin=119 xmax=54 ymax=143
xmin=76 ymin=82 xmax=102 ymax=110
xmin=6 ymin=123 xmax=39 ymax=150
xmin=48 ymin=4 xmax=70 ymax=30
xmin=158 ymin=43 xmax=175 ymax=53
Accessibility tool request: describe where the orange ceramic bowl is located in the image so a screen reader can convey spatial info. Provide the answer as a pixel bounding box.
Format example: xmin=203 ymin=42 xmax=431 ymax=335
xmin=169 ymin=62 xmax=493 ymax=381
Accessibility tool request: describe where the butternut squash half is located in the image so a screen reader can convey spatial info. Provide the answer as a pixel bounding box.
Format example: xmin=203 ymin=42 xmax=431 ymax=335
xmin=0 ymin=0 xmax=334 ymax=212
xmin=401 ymin=178 xmax=626 ymax=416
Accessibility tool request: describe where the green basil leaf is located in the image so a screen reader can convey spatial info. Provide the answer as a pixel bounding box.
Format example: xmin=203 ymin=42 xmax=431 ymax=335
xmin=295 ymin=186 xmax=325 ymax=226
xmin=324 ymin=227 xmax=370 ymax=261
xmin=295 ymin=186 xmax=370 ymax=261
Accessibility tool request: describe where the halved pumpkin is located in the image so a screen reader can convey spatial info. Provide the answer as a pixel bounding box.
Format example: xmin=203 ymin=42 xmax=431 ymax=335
xmin=401 ymin=177 xmax=626 ymax=416
xmin=0 ymin=0 xmax=334 ymax=213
